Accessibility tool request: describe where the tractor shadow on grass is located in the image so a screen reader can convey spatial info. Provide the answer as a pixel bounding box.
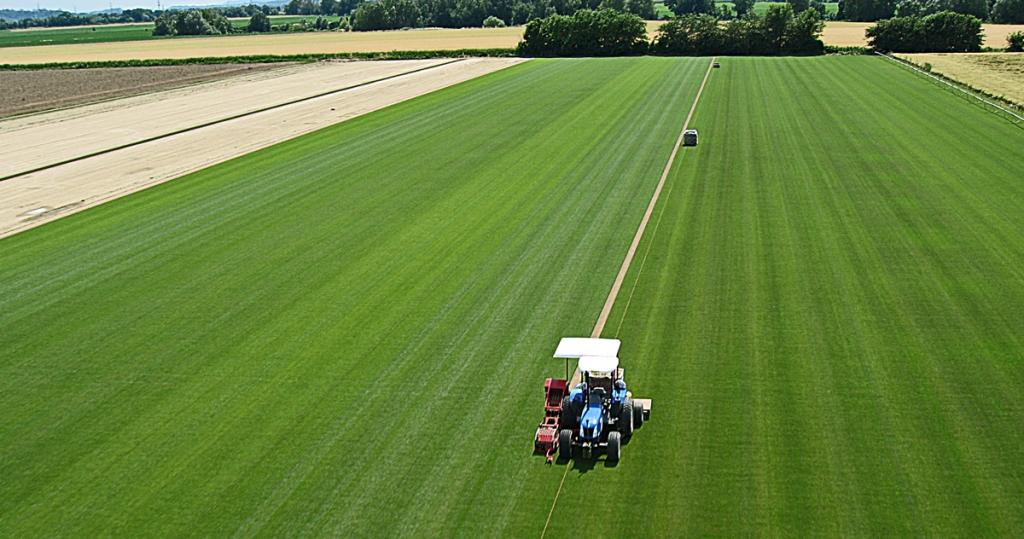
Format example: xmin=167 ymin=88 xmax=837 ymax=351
xmin=553 ymin=450 xmax=620 ymax=471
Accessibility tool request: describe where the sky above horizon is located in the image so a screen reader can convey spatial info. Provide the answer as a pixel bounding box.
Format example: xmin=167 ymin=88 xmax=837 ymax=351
xmin=2 ymin=0 xmax=227 ymax=12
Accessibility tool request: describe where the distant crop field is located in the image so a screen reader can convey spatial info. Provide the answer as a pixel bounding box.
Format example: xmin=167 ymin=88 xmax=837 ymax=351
xmin=0 ymin=16 xmax=340 ymax=48
xmin=0 ymin=26 xmax=526 ymax=63
xmin=3 ymin=22 xmax=1022 ymax=64
xmin=0 ymin=22 xmax=159 ymax=47
xmin=821 ymin=21 xmax=1024 ymax=47
xmin=899 ymin=52 xmax=1024 ymax=107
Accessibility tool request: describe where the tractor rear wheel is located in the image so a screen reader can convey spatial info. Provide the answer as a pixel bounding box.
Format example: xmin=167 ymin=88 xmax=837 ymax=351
xmin=607 ymin=431 xmax=621 ymax=462
xmin=559 ymin=429 xmax=573 ymax=461
xmin=633 ymin=399 xmax=644 ymax=428
xmin=560 ymin=396 xmax=576 ymax=428
xmin=620 ymin=399 xmax=634 ymax=438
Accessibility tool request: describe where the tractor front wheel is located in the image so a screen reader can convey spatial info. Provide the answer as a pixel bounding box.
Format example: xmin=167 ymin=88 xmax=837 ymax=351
xmin=633 ymin=400 xmax=644 ymax=428
xmin=559 ymin=429 xmax=573 ymax=461
xmin=607 ymin=431 xmax=622 ymax=462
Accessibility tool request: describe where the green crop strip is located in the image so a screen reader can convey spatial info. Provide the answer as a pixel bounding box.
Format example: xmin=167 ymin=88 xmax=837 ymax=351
xmin=545 ymin=56 xmax=1024 ymax=536
xmin=0 ymin=57 xmax=708 ymax=535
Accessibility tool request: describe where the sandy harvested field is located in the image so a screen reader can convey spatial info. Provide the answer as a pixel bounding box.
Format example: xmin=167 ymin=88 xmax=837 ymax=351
xmin=0 ymin=27 xmax=524 ymax=64
xmin=0 ymin=23 xmax=666 ymax=64
xmin=897 ymin=52 xmax=1024 ymax=107
xmin=0 ymin=57 xmax=525 ymax=238
xmin=2 ymin=22 xmax=1022 ymax=64
xmin=0 ymin=63 xmax=288 ymax=117
xmin=822 ymin=21 xmax=1024 ymax=47
xmin=0 ymin=59 xmax=449 ymax=179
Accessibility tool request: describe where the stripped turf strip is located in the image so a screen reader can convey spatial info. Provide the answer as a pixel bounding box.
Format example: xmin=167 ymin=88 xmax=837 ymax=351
xmin=0 ymin=57 xmax=707 ymax=535
xmin=545 ymin=56 xmax=1024 ymax=536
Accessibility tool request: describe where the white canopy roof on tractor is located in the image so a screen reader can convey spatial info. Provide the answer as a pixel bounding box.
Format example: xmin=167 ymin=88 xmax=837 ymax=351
xmin=553 ymin=337 xmax=620 ymax=359
xmin=577 ymin=355 xmax=619 ymax=375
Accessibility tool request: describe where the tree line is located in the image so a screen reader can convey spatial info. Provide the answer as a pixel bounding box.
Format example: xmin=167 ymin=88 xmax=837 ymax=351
xmin=840 ymin=0 xmax=1023 ymax=23
xmin=517 ymin=5 xmax=826 ymax=56
xmin=0 ymin=8 xmax=161 ymax=29
xmin=350 ymin=0 xmax=655 ymax=31
xmin=866 ymin=10 xmax=983 ymax=50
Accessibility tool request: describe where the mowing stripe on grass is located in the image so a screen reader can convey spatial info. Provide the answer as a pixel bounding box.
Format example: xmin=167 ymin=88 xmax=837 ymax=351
xmin=541 ymin=56 xmax=716 ymax=539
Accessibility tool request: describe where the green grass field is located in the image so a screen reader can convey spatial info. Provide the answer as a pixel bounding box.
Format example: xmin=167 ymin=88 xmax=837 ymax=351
xmin=1 ymin=55 xmax=1023 ymax=535
xmin=0 ymin=57 xmax=707 ymax=535
xmin=546 ymin=56 xmax=1024 ymax=536
xmin=0 ymin=16 xmax=339 ymax=48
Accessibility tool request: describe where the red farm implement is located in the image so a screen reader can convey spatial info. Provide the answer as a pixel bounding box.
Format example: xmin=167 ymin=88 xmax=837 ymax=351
xmin=534 ymin=378 xmax=567 ymax=463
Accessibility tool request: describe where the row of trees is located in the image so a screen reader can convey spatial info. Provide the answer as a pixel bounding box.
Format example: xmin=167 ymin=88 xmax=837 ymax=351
xmin=841 ymin=0 xmax=1024 ymax=22
xmin=516 ymin=6 xmax=825 ymax=55
xmin=866 ymin=10 xmax=983 ymax=50
xmin=654 ymin=5 xmax=825 ymax=54
xmin=660 ymin=0 xmax=1022 ymax=23
xmin=350 ymin=0 xmax=655 ymax=30
xmin=517 ymin=8 xmax=647 ymax=55
xmin=0 ymin=8 xmax=162 ymax=29
xmin=284 ymin=0 xmax=363 ymax=16
xmin=0 ymin=5 xmax=288 ymax=30
xmin=153 ymin=9 xmax=234 ymax=36
xmin=668 ymin=0 xmax=834 ymax=20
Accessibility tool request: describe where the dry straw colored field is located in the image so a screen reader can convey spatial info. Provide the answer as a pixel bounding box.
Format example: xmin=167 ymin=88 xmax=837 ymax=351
xmin=2 ymin=23 xmax=1022 ymax=64
xmin=898 ymin=52 xmax=1024 ymax=107
xmin=820 ymin=21 xmax=1024 ymax=47
xmin=0 ymin=27 xmax=525 ymax=64
xmin=2 ymin=22 xmax=1024 ymax=65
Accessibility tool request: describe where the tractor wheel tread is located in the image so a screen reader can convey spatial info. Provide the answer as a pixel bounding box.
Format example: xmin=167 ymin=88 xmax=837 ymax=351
xmin=608 ymin=431 xmax=621 ymax=462
xmin=559 ymin=429 xmax=573 ymax=461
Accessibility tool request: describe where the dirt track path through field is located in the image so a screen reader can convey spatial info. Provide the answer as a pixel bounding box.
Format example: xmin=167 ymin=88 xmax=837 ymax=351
xmin=540 ymin=56 xmax=717 ymax=538
xmin=0 ymin=57 xmax=525 ymax=239
xmin=0 ymin=59 xmax=451 ymax=179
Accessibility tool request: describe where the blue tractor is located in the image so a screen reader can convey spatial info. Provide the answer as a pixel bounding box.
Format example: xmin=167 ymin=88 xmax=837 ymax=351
xmin=552 ymin=345 xmax=650 ymax=463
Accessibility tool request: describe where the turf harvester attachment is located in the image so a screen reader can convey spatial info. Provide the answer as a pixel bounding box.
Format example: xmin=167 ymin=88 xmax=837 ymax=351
xmin=534 ymin=338 xmax=651 ymax=464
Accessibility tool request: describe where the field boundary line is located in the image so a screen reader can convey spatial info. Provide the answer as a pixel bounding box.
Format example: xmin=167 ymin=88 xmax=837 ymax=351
xmin=0 ymin=58 xmax=464 ymax=183
xmin=540 ymin=56 xmax=717 ymax=539
xmin=876 ymin=52 xmax=1024 ymax=127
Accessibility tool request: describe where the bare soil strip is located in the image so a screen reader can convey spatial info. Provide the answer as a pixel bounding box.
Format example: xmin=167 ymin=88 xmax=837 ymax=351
xmin=0 ymin=59 xmax=451 ymax=179
xmin=0 ymin=57 xmax=525 ymax=239
xmin=540 ymin=57 xmax=717 ymax=539
xmin=0 ymin=63 xmax=289 ymax=118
